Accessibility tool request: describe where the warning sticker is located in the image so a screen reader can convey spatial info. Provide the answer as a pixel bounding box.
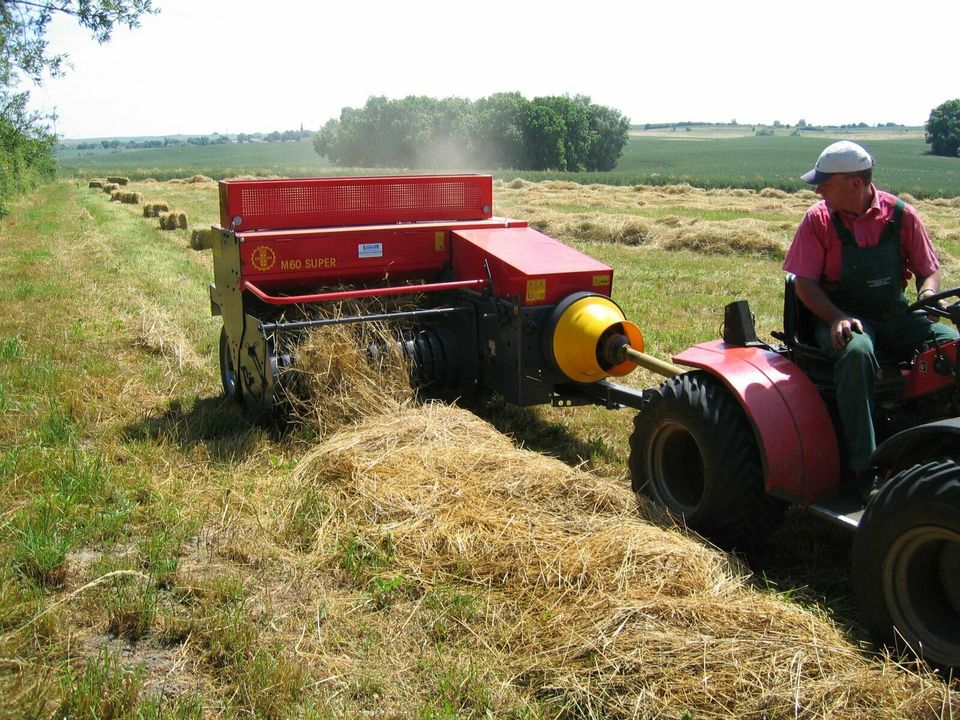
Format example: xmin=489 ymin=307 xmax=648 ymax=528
xmin=358 ymin=243 xmax=383 ymax=259
xmin=526 ymin=278 xmax=546 ymax=302
xmin=435 ymin=231 xmax=446 ymax=252
xmin=592 ymin=274 xmax=611 ymax=288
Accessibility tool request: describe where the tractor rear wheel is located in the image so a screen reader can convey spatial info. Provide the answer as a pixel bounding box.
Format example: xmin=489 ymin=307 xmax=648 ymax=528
xmin=629 ymin=371 xmax=782 ymax=552
xmin=851 ymin=457 xmax=960 ymax=671
xmin=219 ymin=326 xmax=242 ymax=403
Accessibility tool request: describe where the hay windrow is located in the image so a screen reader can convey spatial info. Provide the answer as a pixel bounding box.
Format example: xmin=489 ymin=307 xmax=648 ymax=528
xmin=280 ymin=403 xmax=955 ymax=717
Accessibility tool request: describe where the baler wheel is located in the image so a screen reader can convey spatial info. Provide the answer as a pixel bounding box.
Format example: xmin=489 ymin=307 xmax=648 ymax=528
xmin=219 ymin=326 xmax=241 ymax=404
xmin=629 ymin=371 xmax=782 ymax=552
xmin=852 ymin=456 xmax=960 ymax=672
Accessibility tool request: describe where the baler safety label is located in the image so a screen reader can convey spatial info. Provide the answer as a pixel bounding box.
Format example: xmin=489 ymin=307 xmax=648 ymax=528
xmin=526 ymin=279 xmax=546 ymax=302
xmin=358 ymin=243 xmax=383 ymax=259
xmin=592 ymin=274 xmax=611 ymax=287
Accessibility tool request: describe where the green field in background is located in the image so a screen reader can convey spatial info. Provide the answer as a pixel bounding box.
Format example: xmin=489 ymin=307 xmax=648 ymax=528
xmin=56 ymin=129 xmax=960 ymax=198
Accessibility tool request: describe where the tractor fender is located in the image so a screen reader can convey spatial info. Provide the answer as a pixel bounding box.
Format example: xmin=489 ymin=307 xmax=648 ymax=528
xmin=672 ymin=340 xmax=840 ymax=504
xmin=871 ymin=418 xmax=960 ymax=472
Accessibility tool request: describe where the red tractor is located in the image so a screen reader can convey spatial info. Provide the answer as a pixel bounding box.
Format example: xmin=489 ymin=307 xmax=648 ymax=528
xmin=628 ymin=276 xmax=960 ymax=671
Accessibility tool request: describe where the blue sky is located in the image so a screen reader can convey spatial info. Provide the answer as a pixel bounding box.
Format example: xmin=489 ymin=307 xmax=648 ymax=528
xmin=26 ymin=0 xmax=960 ymax=138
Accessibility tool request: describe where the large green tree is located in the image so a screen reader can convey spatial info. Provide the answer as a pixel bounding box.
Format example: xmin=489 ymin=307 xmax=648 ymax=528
xmin=925 ymin=99 xmax=960 ymax=158
xmin=314 ymin=93 xmax=630 ymax=172
xmin=0 ymin=0 xmax=157 ymax=214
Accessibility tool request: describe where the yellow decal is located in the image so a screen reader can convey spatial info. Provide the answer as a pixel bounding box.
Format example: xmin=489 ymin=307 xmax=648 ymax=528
xmin=592 ymin=274 xmax=611 ymax=287
xmin=435 ymin=231 xmax=445 ymax=252
xmin=280 ymin=257 xmax=337 ymax=271
xmin=250 ymin=245 xmax=276 ymax=272
xmin=305 ymin=257 xmax=337 ymax=269
xmin=526 ymin=278 xmax=546 ymax=302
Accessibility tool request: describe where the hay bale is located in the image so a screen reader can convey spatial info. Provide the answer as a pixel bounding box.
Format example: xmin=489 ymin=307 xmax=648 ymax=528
xmin=88 ymin=179 xmax=104 ymax=189
xmin=177 ymin=212 xmax=188 ymax=229
xmin=106 ymin=176 xmax=129 ymax=186
xmin=185 ymin=174 xmax=214 ymax=183
xmin=143 ymin=202 xmax=169 ymax=217
xmin=121 ymin=192 xmax=142 ymax=205
xmin=158 ymin=212 xmax=179 ymax=230
xmin=102 ymin=183 xmax=119 ymax=194
xmin=110 ymin=190 xmax=122 ymax=201
xmin=189 ymin=228 xmax=215 ymax=250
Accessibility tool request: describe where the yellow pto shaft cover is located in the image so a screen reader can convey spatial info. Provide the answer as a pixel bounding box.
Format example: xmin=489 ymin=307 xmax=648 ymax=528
xmin=551 ymin=295 xmax=644 ymax=383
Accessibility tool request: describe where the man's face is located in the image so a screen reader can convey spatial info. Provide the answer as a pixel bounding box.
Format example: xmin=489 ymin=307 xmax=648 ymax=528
xmin=815 ymin=173 xmax=862 ymax=212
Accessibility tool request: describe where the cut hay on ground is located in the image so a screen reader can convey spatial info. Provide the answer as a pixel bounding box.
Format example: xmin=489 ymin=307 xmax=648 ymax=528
xmin=283 ymin=403 xmax=954 ymax=718
xmin=131 ymin=303 xmax=204 ymax=371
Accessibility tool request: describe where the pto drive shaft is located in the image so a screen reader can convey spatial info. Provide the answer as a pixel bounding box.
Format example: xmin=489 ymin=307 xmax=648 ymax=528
xmin=604 ymin=333 xmax=683 ymax=378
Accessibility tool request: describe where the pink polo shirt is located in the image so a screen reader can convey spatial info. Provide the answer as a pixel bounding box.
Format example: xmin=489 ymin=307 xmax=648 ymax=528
xmin=782 ymin=187 xmax=940 ymax=292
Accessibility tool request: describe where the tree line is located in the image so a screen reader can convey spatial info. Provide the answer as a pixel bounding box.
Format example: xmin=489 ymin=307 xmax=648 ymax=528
xmin=313 ymin=94 xmax=631 ymax=172
xmin=73 ymin=129 xmax=314 ymax=151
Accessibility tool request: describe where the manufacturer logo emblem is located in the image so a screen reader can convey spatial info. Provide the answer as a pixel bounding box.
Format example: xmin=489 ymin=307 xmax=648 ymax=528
xmin=250 ymin=245 xmax=276 ymax=272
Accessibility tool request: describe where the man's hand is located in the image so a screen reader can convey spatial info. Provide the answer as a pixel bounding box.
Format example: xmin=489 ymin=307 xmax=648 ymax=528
xmin=830 ymin=316 xmax=863 ymax=349
xmin=795 ymin=277 xmax=866 ymax=349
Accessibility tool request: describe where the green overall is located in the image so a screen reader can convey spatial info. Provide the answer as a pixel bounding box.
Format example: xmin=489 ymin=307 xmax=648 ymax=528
xmin=814 ymin=199 xmax=958 ymax=472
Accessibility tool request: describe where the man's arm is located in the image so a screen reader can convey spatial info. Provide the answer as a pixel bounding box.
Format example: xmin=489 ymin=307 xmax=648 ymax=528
xmin=795 ymin=276 xmax=863 ymax=350
xmin=916 ymin=269 xmax=942 ymax=301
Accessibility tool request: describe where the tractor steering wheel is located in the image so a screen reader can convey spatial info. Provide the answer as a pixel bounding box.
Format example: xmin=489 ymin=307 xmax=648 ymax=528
xmin=906 ymin=285 xmax=960 ymax=323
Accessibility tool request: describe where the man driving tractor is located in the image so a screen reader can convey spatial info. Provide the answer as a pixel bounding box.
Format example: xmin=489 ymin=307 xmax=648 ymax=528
xmin=783 ymin=140 xmax=959 ymax=495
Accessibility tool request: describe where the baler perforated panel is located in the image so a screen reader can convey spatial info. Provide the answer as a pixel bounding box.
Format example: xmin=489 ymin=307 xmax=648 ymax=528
xmin=219 ymin=175 xmax=493 ymax=231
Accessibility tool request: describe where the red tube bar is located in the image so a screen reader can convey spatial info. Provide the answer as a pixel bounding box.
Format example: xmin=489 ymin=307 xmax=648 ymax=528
xmin=241 ymin=278 xmax=489 ymax=305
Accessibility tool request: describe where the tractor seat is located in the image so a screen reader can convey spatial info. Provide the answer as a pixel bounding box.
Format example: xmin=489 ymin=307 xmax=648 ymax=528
xmin=780 ymin=274 xmax=907 ymax=396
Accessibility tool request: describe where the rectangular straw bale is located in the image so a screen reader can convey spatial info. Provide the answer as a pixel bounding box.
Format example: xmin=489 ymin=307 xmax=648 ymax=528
xmin=102 ymin=183 xmax=119 ymax=193
xmin=106 ymin=176 xmax=130 ymax=186
xmin=88 ymin=179 xmax=104 ymax=188
xmin=143 ymin=202 xmax=169 ymax=217
xmin=121 ymin=192 xmax=143 ymax=204
xmin=189 ymin=228 xmax=214 ymax=250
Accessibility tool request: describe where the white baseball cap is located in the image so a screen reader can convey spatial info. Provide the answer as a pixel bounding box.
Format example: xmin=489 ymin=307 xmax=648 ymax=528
xmin=801 ymin=141 xmax=874 ymax=184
